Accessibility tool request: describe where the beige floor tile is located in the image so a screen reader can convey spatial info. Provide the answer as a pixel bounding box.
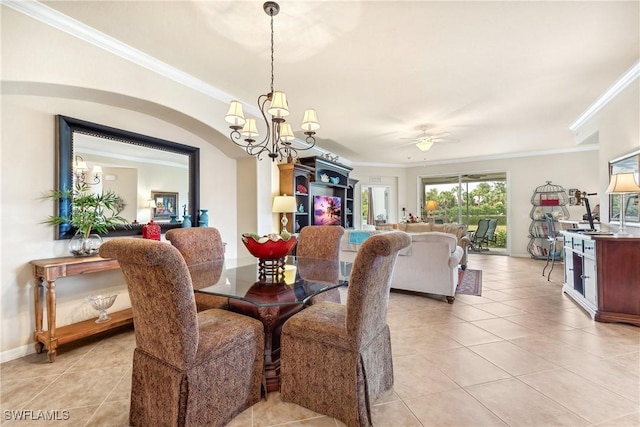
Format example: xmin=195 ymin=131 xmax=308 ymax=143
xmin=104 ymin=369 xmax=132 ymax=402
xmin=480 ymin=289 xmax=521 ymax=302
xmin=392 ymin=354 xmax=459 ymax=399
xmin=371 ymin=400 xmax=421 ymax=427
xmin=0 ymin=376 xmax=58 ymax=412
xmin=3 ymin=254 xmax=638 ymax=427
xmin=467 ymin=378 xmax=590 ymax=427
xmin=519 ymin=368 xmax=639 ymax=424
xmin=393 ymin=327 xmax=463 ymax=353
xmin=85 ymin=400 xmax=129 ymax=427
xmin=404 ymin=388 xmax=508 ymax=427
xmin=251 ymin=392 xmax=333 ymax=427
xmin=469 ymin=340 xmax=558 ymax=376
xmin=595 ymin=412 xmax=640 ymax=426
xmin=563 ymin=356 xmax=640 ymax=404
xmin=502 ymin=313 xmax=576 ymax=333
xmin=508 ymin=334 xmax=604 ymax=367
xmin=226 ymin=406 xmax=253 ymax=427
xmin=388 ymin=309 xmax=465 ymax=331
xmin=438 ymin=321 xmax=503 ymax=346
xmin=550 ymin=329 xmax=640 ymax=358
xmin=471 ymin=318 xmax=537 ymax=340
xmin=449 ymin=303 xmax=498 ymax=322
xmin=20 ymin=366 xmax=128 ymax=411
xmin=423 ymin=347 xmax=512 ymax=387
xmin=472 ymin=302 xmax=528 ymax=317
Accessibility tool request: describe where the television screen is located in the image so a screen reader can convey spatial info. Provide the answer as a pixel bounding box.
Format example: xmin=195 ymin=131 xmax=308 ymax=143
xmin=313 ymin=195 xmax=342 ymax=225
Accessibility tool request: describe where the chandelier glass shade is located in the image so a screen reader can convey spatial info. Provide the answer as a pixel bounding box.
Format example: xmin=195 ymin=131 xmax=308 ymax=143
xmin=224 ymin=2 xmax=319 ymax=162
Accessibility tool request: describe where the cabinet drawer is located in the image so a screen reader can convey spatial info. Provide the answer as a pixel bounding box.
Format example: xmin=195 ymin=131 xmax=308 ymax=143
xmin=583 ymin=241 xmax=595 ymax=256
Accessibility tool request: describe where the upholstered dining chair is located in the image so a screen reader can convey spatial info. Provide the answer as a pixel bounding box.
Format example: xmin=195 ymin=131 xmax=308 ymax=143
xmin=280 ymin=231 xmax=411 ymax=427
xmin=295 ymin=225 xmax=345 ymax=304
xmin=165 ymin=227 xmax=229 ymax=310
xmin=100 ymin=238 xmax=264 ymax=427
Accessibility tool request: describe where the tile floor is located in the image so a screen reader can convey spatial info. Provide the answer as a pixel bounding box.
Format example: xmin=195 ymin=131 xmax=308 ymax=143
xmin=2 ymin=253 xmax=639 ymax=426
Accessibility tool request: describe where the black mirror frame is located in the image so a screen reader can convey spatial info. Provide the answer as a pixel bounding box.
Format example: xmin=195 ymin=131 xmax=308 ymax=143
xmin=56 ymin=115 xmax=200 ymax=239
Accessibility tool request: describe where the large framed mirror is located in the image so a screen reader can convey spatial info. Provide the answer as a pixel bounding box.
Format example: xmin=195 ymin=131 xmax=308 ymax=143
xmin=608 ymin=149 xmax=639 ymax=226
xmin=56 ymin=115 xmax=200 ymax=239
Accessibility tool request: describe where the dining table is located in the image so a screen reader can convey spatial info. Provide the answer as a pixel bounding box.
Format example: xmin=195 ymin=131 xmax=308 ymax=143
xmin=189 ymin=256 xmax=352 ymax=392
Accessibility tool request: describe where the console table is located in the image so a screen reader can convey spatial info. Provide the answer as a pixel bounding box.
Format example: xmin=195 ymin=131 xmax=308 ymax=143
xmin=30 ymin=256 xmax=132 ymax=362
xmin=561 ymin=232 xmax=640 ymax=326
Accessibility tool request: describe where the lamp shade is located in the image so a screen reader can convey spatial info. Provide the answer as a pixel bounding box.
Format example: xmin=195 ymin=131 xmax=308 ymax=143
xmin=267 ymin=91 xmax=290 ymax=119
xmin=272 ymin=195 xmax=297 ymax=213
xmin=425 ymin=200 xmax=438 ymax=211
xmin=606 ymin=172 xmax=640 ymax=194
xmin=301 ymin=109 xmax=320 ymax=132
xmin=224 ymin=100 xmax=246 ymax=127
xmin=241 ymin=118 xmax=259 ymax=139
xmin=279 ymin=122 xmax=295 ymax=142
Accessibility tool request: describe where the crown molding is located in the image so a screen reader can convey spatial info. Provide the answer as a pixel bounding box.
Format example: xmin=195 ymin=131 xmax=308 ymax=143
xmin=353 ymin=144 xmax=599 ymax=169
xmin=2 ymin=0 xmax=254 ymax=114
xmin=569 ymin=59 xmax=640 ymax=132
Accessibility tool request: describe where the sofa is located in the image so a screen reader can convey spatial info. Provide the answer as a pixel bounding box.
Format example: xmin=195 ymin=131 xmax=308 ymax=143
xmin=375 ymin=222 xmax=470 ymax=269
xmin=340 ymin=230 xmax=464 ymax=303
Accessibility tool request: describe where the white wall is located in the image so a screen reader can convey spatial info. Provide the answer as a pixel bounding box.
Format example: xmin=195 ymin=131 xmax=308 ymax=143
xmin=0 ymin=7 xmax=260 ymax=360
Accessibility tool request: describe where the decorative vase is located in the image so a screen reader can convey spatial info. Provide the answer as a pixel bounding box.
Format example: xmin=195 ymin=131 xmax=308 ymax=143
xmin=182 ymin=214 xmax=192 ymax=228
xmin=169 ymin=215 xmax=178 ymax=224
xmin=142 ymin=220 xmax=161 ymax=240
xmin=199 ymin=209 xmax=209 ymax=227
xmin=69 ymin=233 xmax=103 ymax=257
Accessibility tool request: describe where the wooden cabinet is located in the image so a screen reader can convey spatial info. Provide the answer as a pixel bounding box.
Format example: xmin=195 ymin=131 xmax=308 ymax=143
xmin=278 ymin=163 xmax=314 ymax=232
xmin=30 ymin=256 xmax=132 ymax=362
xmin=280 ymin=157 xmax=355 ymax=230
xmin=345 ymin=178 xmax=358 ymax=229
xmin=562 ymin=232 xmax=640 ymax=326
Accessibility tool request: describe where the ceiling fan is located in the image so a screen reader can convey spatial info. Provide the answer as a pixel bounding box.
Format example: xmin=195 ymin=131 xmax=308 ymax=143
xmin=400 ymin=131 xmax=460 ymax=152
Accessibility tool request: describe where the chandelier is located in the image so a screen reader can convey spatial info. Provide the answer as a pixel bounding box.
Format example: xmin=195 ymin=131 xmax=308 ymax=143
xmin=224 ymin=1 xmax=319 ymax=162
xmin=74 ymin=155 xmax=102 ymax=185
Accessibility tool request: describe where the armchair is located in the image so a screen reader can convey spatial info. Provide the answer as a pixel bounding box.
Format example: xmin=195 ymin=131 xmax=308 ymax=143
xmin=390 ymin=232 xmax=464 ymax=303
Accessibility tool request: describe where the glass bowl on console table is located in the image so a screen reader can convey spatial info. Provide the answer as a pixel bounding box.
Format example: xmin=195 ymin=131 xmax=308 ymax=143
xmin=241 ymin=232 xmax=298 ymax=281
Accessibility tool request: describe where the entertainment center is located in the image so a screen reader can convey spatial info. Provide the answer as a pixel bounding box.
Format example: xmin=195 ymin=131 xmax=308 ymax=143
xmin=278 ymin=156 xmax=357 ymax=232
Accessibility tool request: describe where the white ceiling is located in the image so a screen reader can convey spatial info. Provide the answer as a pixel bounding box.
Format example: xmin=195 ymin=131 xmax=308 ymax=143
xmin=42 ymin=1 xmax=640 ymax=166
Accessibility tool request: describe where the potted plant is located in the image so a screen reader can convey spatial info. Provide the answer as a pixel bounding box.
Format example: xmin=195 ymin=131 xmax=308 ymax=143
xmin=43 ymin=183 xmax=129 ymax=256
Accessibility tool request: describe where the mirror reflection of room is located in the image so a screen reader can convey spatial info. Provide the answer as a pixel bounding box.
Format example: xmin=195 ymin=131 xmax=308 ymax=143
xmin=74 ymin=133 xmax=189 ymax=224
xmin=361 ymin=185 xmax=389 ymax=227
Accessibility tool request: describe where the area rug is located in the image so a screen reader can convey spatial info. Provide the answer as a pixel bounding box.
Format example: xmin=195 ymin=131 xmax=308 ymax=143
xmin=456 ymin=269 xmax=482 ymax=296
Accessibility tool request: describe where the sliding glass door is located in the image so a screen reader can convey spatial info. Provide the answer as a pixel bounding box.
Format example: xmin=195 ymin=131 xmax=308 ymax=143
xmin=420 ymin=172 xmax=507 ymax=251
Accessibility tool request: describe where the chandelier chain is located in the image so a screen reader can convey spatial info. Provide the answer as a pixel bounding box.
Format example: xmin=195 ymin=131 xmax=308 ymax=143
xmin=270 ymin=13 xmax=274 ymax=94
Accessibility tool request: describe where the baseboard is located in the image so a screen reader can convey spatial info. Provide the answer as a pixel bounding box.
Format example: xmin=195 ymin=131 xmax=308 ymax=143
xmin=1 ymin=343 xmax=36 ymax=364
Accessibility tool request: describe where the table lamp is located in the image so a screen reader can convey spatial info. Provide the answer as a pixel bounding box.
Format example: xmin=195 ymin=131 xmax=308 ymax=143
xmin=425 ymin=200 xmax=438 ymax=222
xmin=272 ymin=194 xmax=297 ymax=234
xmin=606 ymin=172 xmax=640 ymax=237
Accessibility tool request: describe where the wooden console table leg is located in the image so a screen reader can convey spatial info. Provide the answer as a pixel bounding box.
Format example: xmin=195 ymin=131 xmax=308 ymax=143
xmin=33 ymin=277 xmax=45 ymax=353
xmin=45 ymin=279 xmax=58 ymax=362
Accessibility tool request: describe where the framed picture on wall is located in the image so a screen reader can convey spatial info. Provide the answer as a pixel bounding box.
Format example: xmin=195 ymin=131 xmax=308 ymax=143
xmin=568 ymin=188 xmax=579 ymax=206
xmin=151 ymin=191 xmax=178 ymax=220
